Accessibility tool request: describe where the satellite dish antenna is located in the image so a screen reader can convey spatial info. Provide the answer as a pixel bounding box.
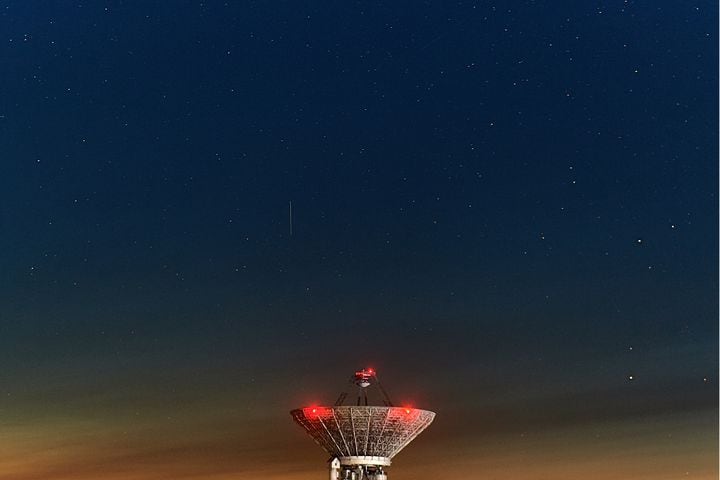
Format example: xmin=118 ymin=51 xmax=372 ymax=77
xmin=291 ymin=368 xmax=435 ymax=480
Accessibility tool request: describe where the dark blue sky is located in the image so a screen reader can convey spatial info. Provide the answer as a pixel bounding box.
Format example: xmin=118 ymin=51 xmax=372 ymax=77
xmin=0 ymin=2 xmax=716 ymax=479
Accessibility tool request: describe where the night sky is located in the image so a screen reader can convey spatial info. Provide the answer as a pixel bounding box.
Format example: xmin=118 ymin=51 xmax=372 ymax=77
xmin=0 ymin=1 xmax=717 ymax=479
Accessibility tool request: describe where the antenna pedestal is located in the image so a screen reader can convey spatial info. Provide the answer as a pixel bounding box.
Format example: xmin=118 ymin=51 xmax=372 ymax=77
xmin=330 ymin=456 xmax=390 ymax=480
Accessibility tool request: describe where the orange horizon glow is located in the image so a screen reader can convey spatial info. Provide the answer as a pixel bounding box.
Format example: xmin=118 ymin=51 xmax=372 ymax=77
xmin=0 ymin=407 xmax=714 ymax=480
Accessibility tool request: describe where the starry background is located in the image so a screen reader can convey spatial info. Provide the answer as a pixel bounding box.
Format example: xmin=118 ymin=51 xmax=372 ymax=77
xmin=0 ymin=1 xmax=717 ymax=479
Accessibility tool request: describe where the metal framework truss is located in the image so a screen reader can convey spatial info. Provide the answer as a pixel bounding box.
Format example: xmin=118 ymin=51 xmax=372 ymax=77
xmin=290 ymin=406 xmax=435 ymax=459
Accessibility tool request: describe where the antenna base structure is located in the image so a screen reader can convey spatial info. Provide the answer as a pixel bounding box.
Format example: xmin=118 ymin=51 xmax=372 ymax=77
xmin=328 ymin=456 xmax=390 ymax=480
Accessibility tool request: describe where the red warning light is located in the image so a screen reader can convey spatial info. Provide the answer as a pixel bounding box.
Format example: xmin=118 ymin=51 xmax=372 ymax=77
xmin=303 ymin=406 xmax=331 ymax=418
xmin=404 ymin=408 xmax=411 ymax=414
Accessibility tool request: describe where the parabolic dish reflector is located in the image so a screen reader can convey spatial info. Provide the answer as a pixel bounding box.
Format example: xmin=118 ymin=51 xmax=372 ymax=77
xmin=290 ymin=406 xmax=435 ymax=459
